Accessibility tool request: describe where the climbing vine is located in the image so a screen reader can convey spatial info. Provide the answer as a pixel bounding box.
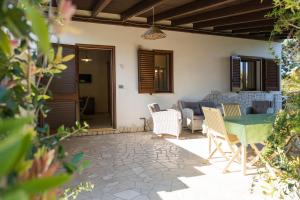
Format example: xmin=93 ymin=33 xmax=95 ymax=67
xmin=257 ymin=0 xmax=300 ymax=199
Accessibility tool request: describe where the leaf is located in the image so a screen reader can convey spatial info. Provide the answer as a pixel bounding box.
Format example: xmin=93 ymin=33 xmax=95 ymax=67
xmin=49 ymin=69 xmax=62 ymax=74
xmin=55 ymin=64 xmax=67 ymax=70
xmin=37 ymin=94 xmax=50 ymax=101
xmin=0 ymin=130 xmax=32 ymax=179
xmin=57 ymin=145 xmax=65 ymax=159
xmin=47 ymin=48 xmax=55 ymax=62
xmin=15 ymin=174 xmax=71 ymax=195
xmin=71 ymin=152 xmax=84 ymax=165
xmin=0 ymin=29 xmax=11 ymax=56
xmin=62 ymin=54 xmax=74 ymax=62
xmin=0 ymin=117 xmax=32 ymax=137
xmin=63 ymin=162 xmax=77 ymax=173
xmin=24 ymin=4 xmax=50 ymax=53
xmin=78 ymin=160 xmax=90 ymax=174
xmin=57 ymin=125 xmax=65 ymax=134
xmin=3 ymin=189 xmax=28 ymax=200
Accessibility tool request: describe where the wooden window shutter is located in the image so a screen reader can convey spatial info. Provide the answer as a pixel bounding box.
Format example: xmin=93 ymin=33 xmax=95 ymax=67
xmin=230 ymin=56 xmax=241 ymax=91
xmin=138 ymin=49 xmax=154 ymax=93
xmin=263 ymin=59 xmax=280 ymax=91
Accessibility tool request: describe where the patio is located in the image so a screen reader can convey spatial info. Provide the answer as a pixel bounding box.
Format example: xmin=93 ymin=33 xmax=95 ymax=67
xmin=0 ymin=0 xmax=299 ymax=200
xmin=64 ymin=132 xmax=268 ymax=200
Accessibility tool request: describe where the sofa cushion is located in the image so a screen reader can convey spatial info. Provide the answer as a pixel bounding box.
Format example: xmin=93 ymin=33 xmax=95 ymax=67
xmin=199 ymin=101 xmax=216 ymax=115
xmin=181 ymin=101 xmax=202 ymax=115
xmin=252 ymin=100 xmax=271 ymax=114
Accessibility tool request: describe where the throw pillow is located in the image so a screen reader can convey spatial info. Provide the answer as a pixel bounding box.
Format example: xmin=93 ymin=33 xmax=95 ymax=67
xmin=182 ymin=102 xmax=202 ymax=115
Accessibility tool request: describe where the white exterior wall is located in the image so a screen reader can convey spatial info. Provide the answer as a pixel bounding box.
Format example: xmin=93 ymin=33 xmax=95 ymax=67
xmin=58 ymin=21 xmax=281 ymax=129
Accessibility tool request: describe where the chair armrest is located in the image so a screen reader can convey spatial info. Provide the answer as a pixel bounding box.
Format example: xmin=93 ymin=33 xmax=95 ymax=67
xmin=182 ymin=108 xmax=194 ymax=119
xmin=152 ymin=110 xmax=181 ymax=122
xmin=167 ymin=109 xmax=182 ymax=119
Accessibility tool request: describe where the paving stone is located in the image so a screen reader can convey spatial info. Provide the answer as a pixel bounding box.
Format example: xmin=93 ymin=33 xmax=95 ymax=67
xmin=113 ymin=190 xmax=140 ymax=200
xmin=63 ymin=132 xmax=267 ymax=200
xmin=132 ymin=195 xmax=150 ymax=200
xmin=132 ymin=167 xmax=144 ymax=174
xmin=103 ymin=174 xmax=114 ymax=180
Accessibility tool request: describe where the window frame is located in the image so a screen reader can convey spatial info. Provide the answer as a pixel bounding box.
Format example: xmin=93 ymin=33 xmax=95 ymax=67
xmin=138 ymin=49 xmax=174 ymax=94
xmin=153 ymin=49 xmax=174 ymax=93
xmin=230 ymin=55 xmax=280 ymax=92
xmin=240 ymin=56 xmax=261 ymax=91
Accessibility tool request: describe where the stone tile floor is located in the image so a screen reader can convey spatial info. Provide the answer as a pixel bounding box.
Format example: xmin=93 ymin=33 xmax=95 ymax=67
xmin=63 ymin=131 xmax=269 ymax=200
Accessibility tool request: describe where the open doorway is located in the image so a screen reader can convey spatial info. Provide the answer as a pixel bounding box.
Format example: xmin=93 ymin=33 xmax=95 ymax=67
xmin=77 ymin=45 xmax=116 ymax=129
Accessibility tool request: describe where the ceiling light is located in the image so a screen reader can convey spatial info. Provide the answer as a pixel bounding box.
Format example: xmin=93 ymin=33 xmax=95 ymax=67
xmin=141 ymin=7 xmax=166 ymax=40
xmin=81 ymin=53 xmax=92 ymax=62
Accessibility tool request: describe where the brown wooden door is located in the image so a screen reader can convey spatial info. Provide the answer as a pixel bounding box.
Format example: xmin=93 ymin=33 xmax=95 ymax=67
xmin=45 ymin=44 xmax=79 ymax=130
xmin=262 ymin=59 xmax=280 ymax=91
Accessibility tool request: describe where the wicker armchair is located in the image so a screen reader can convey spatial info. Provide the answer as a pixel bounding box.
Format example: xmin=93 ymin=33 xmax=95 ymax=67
xmin=178 ymin=101 xmax=215 ymax=133
xmin=148 ymin=103 xmax=182 ymax=139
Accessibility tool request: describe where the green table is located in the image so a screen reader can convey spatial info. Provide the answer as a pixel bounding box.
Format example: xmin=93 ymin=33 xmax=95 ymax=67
xmin=224 ymin=114 xmax=275 ymax=175
xmin=224 ymin=114 xmax=275 ymax=145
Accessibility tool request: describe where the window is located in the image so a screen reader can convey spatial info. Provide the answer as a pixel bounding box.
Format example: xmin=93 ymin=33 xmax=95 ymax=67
xmin=138 ymin=49 xmax=173 ymax=94
xmin=230 ymin=56 xmax=280 ymax=92
xmin=240 ymin=58 xmax=260 ymax=91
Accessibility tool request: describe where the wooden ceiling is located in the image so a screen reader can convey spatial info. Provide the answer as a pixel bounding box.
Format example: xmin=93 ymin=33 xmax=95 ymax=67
xmin=56 ymin=0 xmax=287 ymax=41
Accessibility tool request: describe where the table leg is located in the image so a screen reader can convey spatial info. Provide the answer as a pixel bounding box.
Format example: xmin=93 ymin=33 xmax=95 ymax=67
xmin=248 ymin=144 xmax=262 ymax=167
xmin=241 ymin=145 xmax=247 ymax=175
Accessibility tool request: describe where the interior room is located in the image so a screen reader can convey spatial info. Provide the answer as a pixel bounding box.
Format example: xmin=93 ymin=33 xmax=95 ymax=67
xmin=78 ymin=48 xmax=112 ymax=128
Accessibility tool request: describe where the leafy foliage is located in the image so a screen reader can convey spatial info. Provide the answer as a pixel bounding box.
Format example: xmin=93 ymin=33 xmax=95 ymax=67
xmin=267 ymin=0 xmax=300 ymax=38
xmin=60 ymin=182 xmax=94 ymax=200
xmin=0 ymin=0 xmax=93 ymax=199
xmin=257 ymin=1 xmax=300 ymax=199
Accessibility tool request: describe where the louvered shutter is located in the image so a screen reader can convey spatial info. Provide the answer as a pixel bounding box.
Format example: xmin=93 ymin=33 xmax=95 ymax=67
xmin=263 ymin=59 xmax=280 ymax=91
xmin=44 ymin=44 xmax=78 ymax=130
xmin=138 ymin=50 xmax=154 ymax=93
xmin=230 ymin=56 xmax=241 ymax=91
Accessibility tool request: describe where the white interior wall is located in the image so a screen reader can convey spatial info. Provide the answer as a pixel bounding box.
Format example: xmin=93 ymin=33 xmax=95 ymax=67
xmin=79 ymin=50 xmax=109 ymax=113
xmin=58 ymin=21 xmax=281 ymax=128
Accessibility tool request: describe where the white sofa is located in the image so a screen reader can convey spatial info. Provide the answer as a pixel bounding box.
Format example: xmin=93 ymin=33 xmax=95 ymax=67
xmin=178 ymin=101 xmax=216 ymax=133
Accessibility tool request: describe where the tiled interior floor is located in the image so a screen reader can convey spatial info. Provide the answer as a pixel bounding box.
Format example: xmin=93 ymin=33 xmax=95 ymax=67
xmin=81 ymin=113 xmax=112 ymax=128
xmin=63 ymin=132 xmax=269 ymax=200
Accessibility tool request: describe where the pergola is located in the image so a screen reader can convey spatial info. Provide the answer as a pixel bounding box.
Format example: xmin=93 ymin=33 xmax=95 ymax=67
xmin=53 ymin=0 xmax=287 ymax=40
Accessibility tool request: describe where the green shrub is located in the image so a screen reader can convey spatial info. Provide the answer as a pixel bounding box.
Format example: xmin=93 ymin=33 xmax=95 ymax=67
xmin=0 ymin=0 xmax=92 ymax=199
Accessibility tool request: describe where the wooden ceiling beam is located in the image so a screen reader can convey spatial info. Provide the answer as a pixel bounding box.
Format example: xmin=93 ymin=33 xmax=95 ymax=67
xmin=249 ymin=31 xmax=288 ymax=36
xmin=232 ymin=26 xmax=274 ymax=33
xmin=193 ymin=10 xmax=272 ymax=29
xmin=147 ymin=0 xmax=235 ymax=24
xmin=92 ymin=0 xmax=113 ymax=17
xmin=121 ymin=0 xmax=164 ymax=21
xmin=72 ymin=15 xmax=274 ymax=41
xmin=249 ymin=32 xmax=271 ymax=35
xmin=172 ymin=0 xmax=273 ymax=26
xmin=214 ymin=19 xmax=275 ymax=31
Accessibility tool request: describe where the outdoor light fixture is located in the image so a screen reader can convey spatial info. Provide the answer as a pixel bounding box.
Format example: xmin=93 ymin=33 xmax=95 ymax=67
xmin=141 ymin=7 xmax=166 ymax=40
xmin=81 ymin=52 xmax=92 ymax=62
xmin=81 ymin=57 xmax=92 ymax=62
